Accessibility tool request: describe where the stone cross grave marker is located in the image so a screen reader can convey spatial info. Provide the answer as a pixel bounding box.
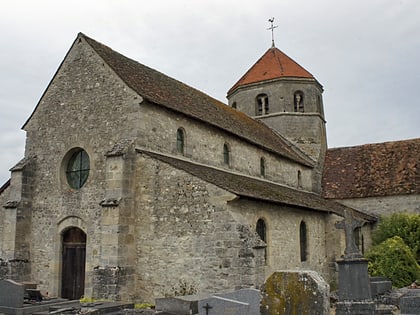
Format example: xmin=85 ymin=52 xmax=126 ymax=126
xmin=198 ymin=296 xmax=249 ymax=315
xmin=335 ymin=209 xmax=364 ymax=259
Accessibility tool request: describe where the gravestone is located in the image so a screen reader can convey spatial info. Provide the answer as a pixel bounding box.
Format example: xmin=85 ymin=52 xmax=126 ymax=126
xmin=198 ymin=296 xmax=249 ymax=315
xmin=156 ymin=288 xmax=260 ymax=315
xmin=0 ymin=279 xmax=25 ymax=308
xmin=400 ymin=289 xmax=420 ymax=315
xmin=336 ymin=258 xmax=372 ymax=300
xmin=155 ymin=294 xmax=207 ymax=314
xmin=370 ymin=276 xmax=392 ymax=298
xmin=215 ymin=288 xmax=260 ymax=315
xmin=260 ymin=270 xmax=330 ymax=315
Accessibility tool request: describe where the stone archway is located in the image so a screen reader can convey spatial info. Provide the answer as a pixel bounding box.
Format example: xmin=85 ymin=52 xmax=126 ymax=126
xmin=61 ymin=227 xmax=86 ymax=299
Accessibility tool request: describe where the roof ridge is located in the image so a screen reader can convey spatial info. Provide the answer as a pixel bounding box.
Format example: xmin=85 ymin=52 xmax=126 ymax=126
xmin=328 ymin=137 xmax=420 ymax=151
xmin=81 ymin=33 xmax=314 ymax=167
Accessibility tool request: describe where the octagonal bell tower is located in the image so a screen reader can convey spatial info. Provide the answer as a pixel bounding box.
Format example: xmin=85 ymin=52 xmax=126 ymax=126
xmin=227 ymin=45 xmax=327 ymax=192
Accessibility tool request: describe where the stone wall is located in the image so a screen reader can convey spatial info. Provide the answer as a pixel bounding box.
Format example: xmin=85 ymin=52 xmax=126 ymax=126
xmin=226 ymin=79 xmax=326 ymax=194
xmin=131 ymin=154 xmax=266 ymax=302
xmin=0 ymin=259 xmax=31 ymax=282
xmin=228 ymin=79 xmax=323 ymax=116
xmin=338 ymin=194 xmax=420 ymax=217
xmin=229 ymin=198 xmax=336 ymax=284
xmin=137 ymin=101 xmax=314 ymax=192
xmin=0 ymin=185 xmax=8 ymax=257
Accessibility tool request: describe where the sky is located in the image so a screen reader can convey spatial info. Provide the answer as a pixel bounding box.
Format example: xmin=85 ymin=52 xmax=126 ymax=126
xmin=1 ymin=0 xmax=419 ymax=185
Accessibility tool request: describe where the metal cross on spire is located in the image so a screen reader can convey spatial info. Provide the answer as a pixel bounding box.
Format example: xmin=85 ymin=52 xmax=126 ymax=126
xmin=267 ymin=17 xmax=278 ymax=47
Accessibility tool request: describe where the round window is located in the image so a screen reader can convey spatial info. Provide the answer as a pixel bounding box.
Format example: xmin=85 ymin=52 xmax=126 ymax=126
xmin=66 ymin=149 xmax=90 ymax=189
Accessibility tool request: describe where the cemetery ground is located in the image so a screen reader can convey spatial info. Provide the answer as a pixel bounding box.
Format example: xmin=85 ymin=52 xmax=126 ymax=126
xmin=1 ymin=274 xmax=420 ymax=315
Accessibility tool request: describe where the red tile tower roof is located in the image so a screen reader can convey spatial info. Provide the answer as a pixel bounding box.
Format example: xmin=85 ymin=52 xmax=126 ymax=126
xmin=228 ymin=47 xmax=315 ymax=95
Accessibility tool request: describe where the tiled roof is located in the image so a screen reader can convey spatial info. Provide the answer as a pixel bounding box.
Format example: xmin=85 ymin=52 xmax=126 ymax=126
xmin=82 ymin=33 xmax=314 ymax=167
xmin=322 ymin=138 xmax=420 ymax=199
xmin=228 ymin=47 xmax=316 ymax=96
xmin=137 ymin=148 xmax=377 ymax=222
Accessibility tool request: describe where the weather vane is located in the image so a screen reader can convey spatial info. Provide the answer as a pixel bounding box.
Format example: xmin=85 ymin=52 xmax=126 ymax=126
xmin=267 ymin=17 xmax=278 ymax=47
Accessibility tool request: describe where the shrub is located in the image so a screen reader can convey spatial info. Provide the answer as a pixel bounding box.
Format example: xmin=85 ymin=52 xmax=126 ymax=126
xmin=366 ymin=236 xmax=420 ymax=288
xmin=165 ymin=278 xmax=198 ymax=297
xmin=372 ymin=213 xmax=420 ymax=261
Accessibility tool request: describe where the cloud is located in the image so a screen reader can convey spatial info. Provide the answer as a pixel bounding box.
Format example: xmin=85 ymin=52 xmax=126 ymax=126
xmin=1 ymin=0 xmax=419 ymax=184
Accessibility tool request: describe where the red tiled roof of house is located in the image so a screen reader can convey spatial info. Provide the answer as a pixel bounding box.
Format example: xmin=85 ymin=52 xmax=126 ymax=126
xmin=79 ymin=34 xmax=314 ymax=167
xmin=322 ymin=138 xmax=420 ymax=199
xmin=228 ymin=47 xmax=315 ymax=95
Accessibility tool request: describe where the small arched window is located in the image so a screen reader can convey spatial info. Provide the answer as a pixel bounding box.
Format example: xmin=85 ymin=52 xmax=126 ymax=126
xmin=256 ymin=94 xmax=269 ymax=116
xmin=260 ymin=157 xmax=266 ymax=177
xmin=232 ymin=102 xmax=237 ymax=109
xmin=223 ymin=143 xmax=230 ymax=165
xmin=176 ymin=128 xmax=185 ymax=155
xmin=257 ymin=218 xmax=268 ymax=264
xmin=256 ymin=218 xmax=267 ymax=242
xmin=294 ymin=91 xmax=304 ymax=113
xmin=300 ymin=221 xmax=308 ymax=262
xmin=297 ymin=170 xmax=302 ymax=189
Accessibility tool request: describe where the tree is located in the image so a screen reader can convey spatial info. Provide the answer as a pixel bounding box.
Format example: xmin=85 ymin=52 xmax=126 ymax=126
xmin=366 ymin=236 xmax=420 ymax=288
xmin=372 ymin=213 xmax=420 ymax=261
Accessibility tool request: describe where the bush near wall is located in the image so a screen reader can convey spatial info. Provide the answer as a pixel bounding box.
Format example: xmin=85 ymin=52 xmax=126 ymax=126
xmin=372 ymin=213 xmax=420 ymax=261
xmin=367 ymin=236 xmax=420 ymax=288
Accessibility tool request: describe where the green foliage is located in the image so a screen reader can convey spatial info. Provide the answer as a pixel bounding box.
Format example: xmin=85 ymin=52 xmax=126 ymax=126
xmin=372 ymin=213 xmax=420 ymax=261
xmin=79 ymin=297 xmax=111 ymax=303
xmin=134 ymin=303 xmax=154 ymax=309
xmin=366 ymin=236 xmax=420 ymax=288
xmin=80 ymin=297 xmax=96 ymax=303
xmin=165 ymin=278 xmax=198 ymax=297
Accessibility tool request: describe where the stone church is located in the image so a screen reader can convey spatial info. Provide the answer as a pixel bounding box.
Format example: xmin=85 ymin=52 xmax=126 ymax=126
xmin=0 ymin=32 xmax=415 ymax=303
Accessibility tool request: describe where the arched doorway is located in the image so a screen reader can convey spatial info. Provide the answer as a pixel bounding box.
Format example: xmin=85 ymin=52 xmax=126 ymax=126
xmin=61 ymin=227 xmax=86 ymax=299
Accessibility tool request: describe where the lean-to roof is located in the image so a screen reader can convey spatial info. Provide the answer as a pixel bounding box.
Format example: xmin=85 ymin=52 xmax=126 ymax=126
xmin=137 ymin=148 xmax=377 ymax=222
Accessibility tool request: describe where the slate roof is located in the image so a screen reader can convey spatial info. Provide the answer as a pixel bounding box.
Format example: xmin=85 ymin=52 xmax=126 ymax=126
xmin=137 ymin=148 xmax=377 ymax=222
xmin=322 ymin=138 xmax=420 ymax=199
xmin=228 ymin=46 xmax=317 ymax=96
xmin=80 ymin=33 xmax=314 ymax=167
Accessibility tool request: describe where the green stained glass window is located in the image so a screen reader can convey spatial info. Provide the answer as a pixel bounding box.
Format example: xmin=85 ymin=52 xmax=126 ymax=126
xmin=66 ymin=149 xmax=90 ymax=189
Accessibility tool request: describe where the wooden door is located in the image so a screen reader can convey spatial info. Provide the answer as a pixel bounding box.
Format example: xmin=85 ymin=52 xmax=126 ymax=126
xmin=61 ymin=227 xmax=86 ymax=299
